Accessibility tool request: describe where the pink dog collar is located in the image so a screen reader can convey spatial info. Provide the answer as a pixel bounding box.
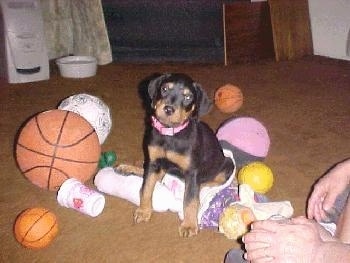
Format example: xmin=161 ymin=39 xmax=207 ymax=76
xmin=151 ymin=116 xmax=189 ymax=136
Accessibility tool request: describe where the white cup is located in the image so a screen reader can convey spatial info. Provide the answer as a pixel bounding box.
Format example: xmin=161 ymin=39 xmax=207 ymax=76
xmin=57 ymin=178 xmax=105 ymax=217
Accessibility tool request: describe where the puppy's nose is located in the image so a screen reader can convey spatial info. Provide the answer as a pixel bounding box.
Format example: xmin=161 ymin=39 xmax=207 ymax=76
xmin=163 ymin=105 xmax=175 ymax=116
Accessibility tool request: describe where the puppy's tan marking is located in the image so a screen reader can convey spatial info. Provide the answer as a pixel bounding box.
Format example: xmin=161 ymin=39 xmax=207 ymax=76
xmin=166 ymin=150 xmax=191 ymax=171
xmin=134 ymin=168 xmax=166 ymax=223
xmin=149 ymin=145 xmax=191 ymax=171
xmin=179 ymin=198 xmax=199 ymax=237
xmin=164 ymin=82 xmax=174 ymax=90
xmin=115 ymin=164 xmax=144 ymax=176
xmin=178 ymin=105 xmax=194 ymax=123
xmin=201 ymin=171 xmax=228 ymax=188
xmin=148 ymin=145 xmax=166 ymax=161
xmin=183 ymin=88 xmax=191 ymax=95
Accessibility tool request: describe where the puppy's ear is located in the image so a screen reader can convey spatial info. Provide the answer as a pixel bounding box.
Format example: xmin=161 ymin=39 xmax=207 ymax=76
xmin=148 ymin=73 xmax=171 ymax=99
xmin=194 ymin=83 xmax=212 ymax=116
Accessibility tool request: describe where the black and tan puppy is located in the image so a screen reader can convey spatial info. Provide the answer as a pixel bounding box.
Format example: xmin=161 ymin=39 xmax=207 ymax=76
xmin=135 ymin=73 xmax=234 ymax=237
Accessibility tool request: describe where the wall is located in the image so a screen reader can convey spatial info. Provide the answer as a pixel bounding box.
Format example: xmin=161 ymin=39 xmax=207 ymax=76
xmin=308 ymin=0 xmax=350 ymax=61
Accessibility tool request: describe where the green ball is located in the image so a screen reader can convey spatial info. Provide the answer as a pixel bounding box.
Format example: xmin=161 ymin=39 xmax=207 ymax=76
xmin=98 ymin=151 xmax=117 ymax=168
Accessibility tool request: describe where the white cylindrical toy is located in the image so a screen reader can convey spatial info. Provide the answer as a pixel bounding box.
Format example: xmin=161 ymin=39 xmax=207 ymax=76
xmin=57 ymin=178 xmax=105 ymax=217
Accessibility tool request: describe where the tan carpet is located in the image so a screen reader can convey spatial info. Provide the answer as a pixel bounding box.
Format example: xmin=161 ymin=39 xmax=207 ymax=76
xmin=0 ymin=56 xmax=349 ymax=262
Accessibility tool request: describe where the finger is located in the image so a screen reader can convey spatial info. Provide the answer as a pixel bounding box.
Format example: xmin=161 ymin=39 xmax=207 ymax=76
xmin=315 ymin=201 xmax=325 ymax=221
xmin=291 ymin=216 xmax=319 ymax=229
xmin=311 ymin=199 xmax=325 ymax=222
xmin=244 ymin=247 xmax=274 ymax=262
xmin=290 ymin=216 xmax=308 ymax=224
xmin=322 ymin=191 xmax=338 ymax=212
xmin=307 ymin=195 xmax=317 ymax=219
xmin=316 ymin=198 xmax=333 ymax=222
xmin=243 ymin=229 xmax=275 ymax=244
xmin=245 ymin=255 xmax=274 ymax=263
xmin=307 ymin=191 xmax=325 ymax=219
xmin=250 ymin=220 xmax=280 ymax=232
xmin=244 ymin=241 xmax=270 ymax=252
xmin=253 ymin=257 xmax=274 ymax=263
xmin=307 ymin=205 xmax=315 ymax=220
xmin=320 ymin=203 xmax=331 ymax=221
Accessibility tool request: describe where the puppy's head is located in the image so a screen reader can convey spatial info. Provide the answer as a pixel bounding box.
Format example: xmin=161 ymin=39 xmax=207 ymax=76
xmin=148 ymin=73 xmax=212 ymax=127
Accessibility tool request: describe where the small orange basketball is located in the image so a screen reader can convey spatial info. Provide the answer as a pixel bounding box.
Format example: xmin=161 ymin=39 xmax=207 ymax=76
xmin=214 ymin=84 xmax=243 ymax=114
xmin=14 ymin=207 xmax=58 ymax=249
xmin=16 ymin=109 xmax=101 ymax=191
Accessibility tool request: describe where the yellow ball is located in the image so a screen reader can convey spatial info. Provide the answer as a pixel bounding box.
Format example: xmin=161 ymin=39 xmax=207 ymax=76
xmin=238 ymin=162 xmax=274 ymax=194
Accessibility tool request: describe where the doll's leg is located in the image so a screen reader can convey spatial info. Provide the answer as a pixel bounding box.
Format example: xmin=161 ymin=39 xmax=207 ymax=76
xmin=94 ymin=167 xmax=143 ymax=205
xmin=94 ymin=167 xmax=183 ymax=213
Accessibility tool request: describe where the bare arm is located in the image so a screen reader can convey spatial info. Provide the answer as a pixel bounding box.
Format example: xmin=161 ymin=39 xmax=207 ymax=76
xmin=308 ymin=158 xmax=350 ymax=222
xmin=243 ymin=217 xmax=350 ymax=263
xmin=315 ymin=241 xmax=350 ymax=263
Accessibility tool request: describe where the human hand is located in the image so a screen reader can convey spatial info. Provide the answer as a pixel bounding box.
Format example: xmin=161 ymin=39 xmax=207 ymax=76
xmin=307 ymin=159 xmax=350 ymax=222
xmin=243 ymin=216 xmax=323 ymax=263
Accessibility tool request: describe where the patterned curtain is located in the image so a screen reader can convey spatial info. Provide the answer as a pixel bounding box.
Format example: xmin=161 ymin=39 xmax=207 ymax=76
xmin=41 ymin=0 xmax=112 ymax=65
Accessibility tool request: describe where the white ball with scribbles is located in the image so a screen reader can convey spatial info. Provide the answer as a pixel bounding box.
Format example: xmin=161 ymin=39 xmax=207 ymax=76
xmin=58 ymin=93 xmax=112 ymax=144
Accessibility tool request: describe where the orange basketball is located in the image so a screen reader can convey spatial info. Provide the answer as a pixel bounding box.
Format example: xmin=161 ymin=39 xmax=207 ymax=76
xmin=16 ymin=109 xmax=101 ymax=191
xmin=214 ymin=84 xmax=243 ymax=113
xmin=14 ymin=207 xmax=58 ymax=249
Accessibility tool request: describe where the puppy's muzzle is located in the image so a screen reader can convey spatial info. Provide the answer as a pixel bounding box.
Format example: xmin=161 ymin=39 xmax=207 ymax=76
xmin=163 ymin=105 xmax=175 ymax=116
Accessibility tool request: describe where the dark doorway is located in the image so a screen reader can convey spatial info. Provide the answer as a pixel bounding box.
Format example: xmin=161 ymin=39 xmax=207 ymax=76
xmin=102 ymin=1 xmax=224 ymax=63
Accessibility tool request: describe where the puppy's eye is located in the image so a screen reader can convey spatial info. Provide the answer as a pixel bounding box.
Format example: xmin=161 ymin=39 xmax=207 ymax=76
xmin=184 ymin=94 xmax=192 ymax=101
xmin=161 ymin=84 xmax=169 ymax=94
xmin=183 ymin=94 xmax=193 ymax=106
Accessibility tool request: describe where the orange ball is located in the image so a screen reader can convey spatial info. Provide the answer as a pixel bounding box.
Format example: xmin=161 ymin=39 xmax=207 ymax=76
xmin=214 ymin=84 xmax=243 ymax=113
xmin=14 ymin=207 xmax=58 ymax=249
xmin=16 ymin=109 xmax=101 ymax=191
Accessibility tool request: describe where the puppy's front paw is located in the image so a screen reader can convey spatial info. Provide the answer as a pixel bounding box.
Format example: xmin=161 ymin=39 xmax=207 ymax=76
xmin=115 ymin=164 xmax=144 ymax=176
xmin=178 ymin=222 xmax=198 ymax=237
xmin=134 ymin=207 xmax=152 ymax=223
